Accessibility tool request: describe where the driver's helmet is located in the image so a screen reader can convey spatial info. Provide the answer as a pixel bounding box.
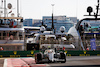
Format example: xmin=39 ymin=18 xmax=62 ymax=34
xmin=48 ymin=46 xmax=51 ymax=49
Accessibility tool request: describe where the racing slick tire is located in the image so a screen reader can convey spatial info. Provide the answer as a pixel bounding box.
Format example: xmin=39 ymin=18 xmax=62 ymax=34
xmin=60 ymin=53 xmax=66 ymax=63
xmin=61 ymin=58 xmax=66 ymax=63
xmin=35 ymin=53 xmax=42 ymax=64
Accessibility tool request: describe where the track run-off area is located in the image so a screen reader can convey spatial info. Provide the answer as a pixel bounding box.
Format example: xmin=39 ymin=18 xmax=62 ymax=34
xmin=3 ymin=57 xmax=49 ymax=67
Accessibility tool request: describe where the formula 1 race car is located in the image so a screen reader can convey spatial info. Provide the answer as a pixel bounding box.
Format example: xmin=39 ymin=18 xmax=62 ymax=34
xmin=35 ymin=49 xmax=66 ymax=64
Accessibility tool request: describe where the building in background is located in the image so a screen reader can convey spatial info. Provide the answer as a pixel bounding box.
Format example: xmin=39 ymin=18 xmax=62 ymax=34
xmin=43 ymin=16 xmax=70 ymax=23
xmin=33 ymin=16 xmax=75 ymax=33
xmin=33 ymin=19 xmax=42 ymax=24
xmin=24 ymin=16 xmax=78 ymax=33
xmin=33 ymin=19 xmax=42 ymax=27
xmin=23 ymin=19 xmax=33 ymax=26
xmin=69 ymin=17 xmax=78 ymax=23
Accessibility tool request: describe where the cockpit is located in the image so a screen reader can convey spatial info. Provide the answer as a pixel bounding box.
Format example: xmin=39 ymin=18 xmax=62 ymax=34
xmin=44 ymin=49 xmax=55 ymax=53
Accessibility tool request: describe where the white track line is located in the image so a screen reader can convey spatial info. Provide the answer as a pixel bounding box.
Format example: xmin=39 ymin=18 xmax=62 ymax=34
xmin=3 ymin=59 xmax=7 ymax=67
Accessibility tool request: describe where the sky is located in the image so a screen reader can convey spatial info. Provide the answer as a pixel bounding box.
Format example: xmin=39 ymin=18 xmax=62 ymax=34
xmin=0 ymin=0 xmax=98 ymax=20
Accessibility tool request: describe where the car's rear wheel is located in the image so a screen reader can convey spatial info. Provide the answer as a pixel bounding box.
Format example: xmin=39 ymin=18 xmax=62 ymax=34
xmin=35 ymin=53 xmax=42 ymax=64
xmin=60 ymin=53 xmax=66 ymax=63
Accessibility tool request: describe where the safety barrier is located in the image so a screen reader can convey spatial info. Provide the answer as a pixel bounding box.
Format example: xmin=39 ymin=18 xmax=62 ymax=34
xmin=0 ymin=50 xmax=100 ymax=57
xmin=0 ymin=50 xmax=39 ymax=57
xmin=65 ymin=51 xmax=100 ymax=56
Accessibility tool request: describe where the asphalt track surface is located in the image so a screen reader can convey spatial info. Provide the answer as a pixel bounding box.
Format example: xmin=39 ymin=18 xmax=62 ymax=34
xmin=1 ymin=56 xmax=100 ymax=67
